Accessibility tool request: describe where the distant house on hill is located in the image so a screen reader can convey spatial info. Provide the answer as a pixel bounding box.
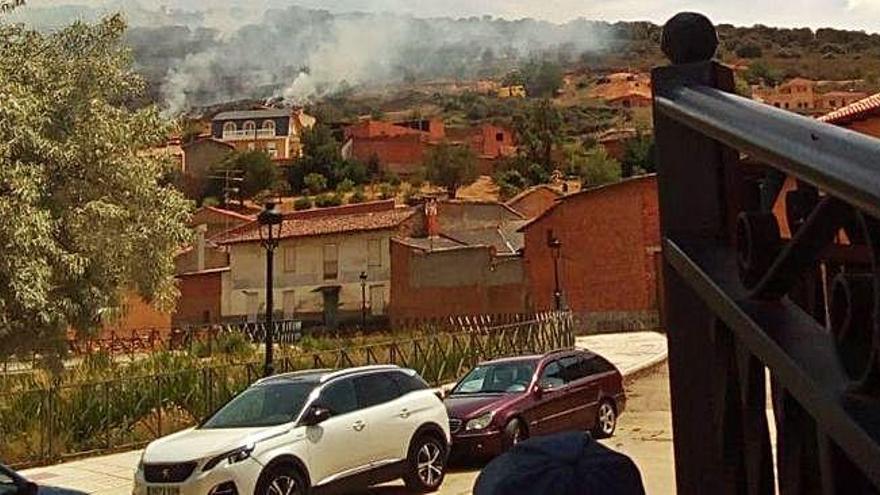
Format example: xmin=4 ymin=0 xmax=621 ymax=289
xmin=752 ymin=78 xmax=866 ymax=115
xmin=342 ymin=118 xmax=516 ymax=177
xmin=589 ymin=72 xmax=652 ymax=108
xmin=181 ymin=138 xmax=234 ymax=179
xmin=211 ymin=107 xmax=316 ymax=160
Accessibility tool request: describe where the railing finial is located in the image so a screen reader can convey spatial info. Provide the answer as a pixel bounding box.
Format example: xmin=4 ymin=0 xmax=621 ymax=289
xmin=661 ymin=12 xmax=718 ymax=64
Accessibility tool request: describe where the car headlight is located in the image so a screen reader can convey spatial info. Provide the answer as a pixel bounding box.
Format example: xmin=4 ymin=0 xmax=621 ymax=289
xmin=203 ymin=443 xmax=255 ymax=472
xmin=465 ymin=412 xmax=494 ymax=431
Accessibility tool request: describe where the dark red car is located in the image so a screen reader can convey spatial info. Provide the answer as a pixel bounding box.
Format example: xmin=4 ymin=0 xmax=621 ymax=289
xmin=443 ymin=348 xmax=625 ymax=458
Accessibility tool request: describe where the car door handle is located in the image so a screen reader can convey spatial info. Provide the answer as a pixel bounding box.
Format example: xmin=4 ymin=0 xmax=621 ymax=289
xmin=352 ymin=420 xmax=366 ymax=431
xmin=399 ymin=408 xmax=410 ymax=419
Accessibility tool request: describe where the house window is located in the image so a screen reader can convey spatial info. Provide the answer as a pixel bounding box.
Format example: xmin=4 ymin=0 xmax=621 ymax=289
xmin=283 ymin=246 xmax=296 ymax=272
xmin=223 ymin=122 xmax=236 ymax=136
xmin=267 ymin=141 xmax=278 ymax=158
xmin=323 ymin=244 xmax=338 ymax=280
xmin=262 ymin=120 xmax=276 ymax=134
xmin=495 ymin=132 xmax=504 ymax=142
xmin=282 ymin=290 xmax=296 ymax=319
xmin=368 ymin=239 xmax=382 ymax=267
xmin=247 ymin=142 xmax=255 ymax=151
xmin=830 ymin=100 xmax=837 ymax=107
xmin=243 ymin=120 xmax=256 ymax=134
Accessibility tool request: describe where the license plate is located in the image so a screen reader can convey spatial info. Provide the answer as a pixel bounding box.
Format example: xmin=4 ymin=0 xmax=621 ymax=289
xmin=148 ymin=486 xmax=179 ymax=495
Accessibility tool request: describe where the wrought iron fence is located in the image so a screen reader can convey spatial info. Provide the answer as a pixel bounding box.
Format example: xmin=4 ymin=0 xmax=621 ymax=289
xmin=655 ymin=13 xmax=880 ymax=494
xmin=0 ymin=312 xmax=572 ymax=468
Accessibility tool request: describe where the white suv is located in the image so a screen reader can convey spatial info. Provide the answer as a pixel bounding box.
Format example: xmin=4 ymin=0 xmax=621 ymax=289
xmin=133 ymin=365 xmax=450 ymax=495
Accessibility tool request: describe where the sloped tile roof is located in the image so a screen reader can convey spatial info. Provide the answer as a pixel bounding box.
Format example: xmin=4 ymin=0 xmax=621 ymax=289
xmin=818 ymin=92 xmax=880 ymax=124
xmin=215 ymin=207 xmax=415 ymax=245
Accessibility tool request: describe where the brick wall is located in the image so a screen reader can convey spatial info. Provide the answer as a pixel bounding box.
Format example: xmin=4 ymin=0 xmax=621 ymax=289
xmin=350 ymin=135 xmax=427 ymax=176
xmin=389 ymin=240 xmax=527 ymax=325
xmin=522 ymin=175 xmax=660 ymax=326
xmin=174 ymin=270 xmax=224 ymax=325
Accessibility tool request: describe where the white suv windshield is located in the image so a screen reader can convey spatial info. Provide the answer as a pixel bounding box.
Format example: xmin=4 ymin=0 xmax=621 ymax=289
xmin=202 ymin=381 xmax=316 ymax=428
xmin=452 ymin=362 xmax=536 ymax=394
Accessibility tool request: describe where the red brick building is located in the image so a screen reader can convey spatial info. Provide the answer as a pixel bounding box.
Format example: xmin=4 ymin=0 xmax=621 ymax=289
xmin=342 ymin=119 xmax=516 ymax=176
xmin=389 ymin=200 xmax=528 ymax=325
xmin=520 ymin=175 xmax=661 ymax=331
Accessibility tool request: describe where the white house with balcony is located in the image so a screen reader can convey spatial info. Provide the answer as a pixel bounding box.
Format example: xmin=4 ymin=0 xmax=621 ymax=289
xmin=211 ymin=107 xmax=316 ymax=160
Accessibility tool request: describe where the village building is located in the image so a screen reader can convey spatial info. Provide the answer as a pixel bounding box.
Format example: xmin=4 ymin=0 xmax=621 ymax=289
xmin=342 ymin=118 xmax=516 ymax=177
xmin=214 ymin=200 xmax=416 ymax=328
xmin=752 ymin=77 xmax=867 ymax=115
xmin=496 ymin=85 xmax=527 ymax=98
xmin=181 ymin=138 xmax=234 ymax=179
xmin=211 ymin=107 xmax=316 ymax=161
xmin=818 ymin=92 xmax=880 ymax=136
xmin=189 ymin=205 xmax=255 ymax=240
xmin=519 ymin=175 xmax=661 ymax=332
xmin=588 ymin=72 xmax=652 ymax=108
xmin=390 ymin=200 xmax=529 ymax=326
xmin=596 ymin=128 xmax=640 ymax=161
xmin=505 ymin=185 xmax=562 ymax=219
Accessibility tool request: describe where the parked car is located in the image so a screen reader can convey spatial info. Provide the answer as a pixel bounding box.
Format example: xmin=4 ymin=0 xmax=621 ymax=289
xmin=0 ymin=465 xmax=37 ymax=495
xmin=133 ymin=365 xmax=450 ymax=495
xmin=443 ymin=349 xmax=625 ymax=459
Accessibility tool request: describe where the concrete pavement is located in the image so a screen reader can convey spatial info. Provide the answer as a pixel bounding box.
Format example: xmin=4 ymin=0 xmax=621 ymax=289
xmin=21 ymin=331 xmax=669 ymax=495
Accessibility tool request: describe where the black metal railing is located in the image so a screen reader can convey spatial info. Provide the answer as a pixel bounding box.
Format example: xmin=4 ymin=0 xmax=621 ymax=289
xmin=654 ymin=12 xmax=880 ymax=494
xmin=0 ymin=312 xmax=573 ymax=468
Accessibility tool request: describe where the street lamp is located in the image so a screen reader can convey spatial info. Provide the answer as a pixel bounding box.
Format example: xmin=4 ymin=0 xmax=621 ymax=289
xmin=257 ymin=201 xmax=283 ymax=377
xmin=359 ymin=271 xmax=368 ymax=328
xmin=548 ymin=235 xmax=563 ymax=311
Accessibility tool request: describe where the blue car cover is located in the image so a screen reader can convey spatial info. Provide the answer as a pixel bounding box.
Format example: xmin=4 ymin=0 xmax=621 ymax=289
xmin=473 ymin=431 xmax=646 ymax=495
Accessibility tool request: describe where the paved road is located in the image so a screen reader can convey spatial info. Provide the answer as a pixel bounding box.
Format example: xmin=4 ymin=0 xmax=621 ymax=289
xmin=357 ymin=363 xmax=676 ymax=495
xmin=22 ymin=332 xmax=671 ymax=495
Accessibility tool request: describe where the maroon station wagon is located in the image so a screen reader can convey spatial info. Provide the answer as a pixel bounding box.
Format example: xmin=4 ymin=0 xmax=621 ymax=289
xmin=443 ymin=348 xmax=626 ymax=458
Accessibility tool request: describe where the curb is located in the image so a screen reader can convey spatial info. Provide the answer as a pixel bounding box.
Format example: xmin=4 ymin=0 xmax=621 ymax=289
xmin=622 ymin=353 xmax=668 ymax=383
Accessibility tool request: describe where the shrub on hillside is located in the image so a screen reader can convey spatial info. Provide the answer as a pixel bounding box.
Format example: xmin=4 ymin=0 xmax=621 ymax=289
xmin=315 ymin=193 xmax=343 ymax=208
xmin=348 ymin=188 xmax=367 ymax=204
xmin=304 ymin=173 xmax=328 ymax=195
xmin=294 ymin=196 xmax=313 ymax=210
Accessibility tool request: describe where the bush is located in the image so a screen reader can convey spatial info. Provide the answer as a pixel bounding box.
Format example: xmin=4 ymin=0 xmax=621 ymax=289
xmin=201 ymin=196 xmax=220 ymax=207
xmin=304 ymin=173 xmax=328 ymax=195
xmin=315 ymin=193 xmax=343 ymax=208
xmin=294 ymin=196 xmax=313 ymax=210
xmin=348 ymin=188 xmax=367 ymax=204
xmin=378 ymin=183 xmax=396 ymax=200
xmin=735 ymin=43 xmax=763 ymax=58
xmin=336 ymin=178 xmax=355 ymax=193
xmin=387 ymin=173 xmax=401 ymax=187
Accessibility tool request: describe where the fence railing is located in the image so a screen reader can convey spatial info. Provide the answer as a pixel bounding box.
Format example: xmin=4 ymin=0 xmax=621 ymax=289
xmin=654 ymin=13 xmax=880 ymax=494
xmin=0 ymin=311 xmax=572 ymax=468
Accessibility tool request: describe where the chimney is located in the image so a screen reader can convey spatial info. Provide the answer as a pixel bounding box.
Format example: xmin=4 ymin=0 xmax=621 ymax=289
xmin=195 ymin=224 xmax=208 ymax=271
xmin=425 ymin=199 xmax=440 ymax=237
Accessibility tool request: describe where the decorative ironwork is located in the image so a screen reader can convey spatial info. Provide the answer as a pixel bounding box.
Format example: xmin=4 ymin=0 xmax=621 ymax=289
xmin=654 ymin=12 xmax=880 ymax=494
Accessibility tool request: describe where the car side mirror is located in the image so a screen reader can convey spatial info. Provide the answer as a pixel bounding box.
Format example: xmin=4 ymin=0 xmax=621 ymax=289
xmin=301 ymin=405 xmax=331 ymax=427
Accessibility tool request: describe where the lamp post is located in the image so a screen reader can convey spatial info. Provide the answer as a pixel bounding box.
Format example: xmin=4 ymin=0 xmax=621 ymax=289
xmin=257 ymin=201 xmax=283 ymax=377
xmin=359 ymin=271 xmax=368 ymax=328
xmin=548 ymin=236 xmax=563 ymax=310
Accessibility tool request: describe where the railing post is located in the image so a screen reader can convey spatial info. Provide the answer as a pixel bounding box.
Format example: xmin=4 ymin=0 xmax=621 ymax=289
xmin=652 ymin=12 xmax=745 ymax=495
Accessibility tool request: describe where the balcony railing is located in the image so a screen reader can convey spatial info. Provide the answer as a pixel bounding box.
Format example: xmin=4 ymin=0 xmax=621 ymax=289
xmin=222 ymin=128 xmax=278 ymax=140
xmin=654 ymin=13 xmax=880 ymax=494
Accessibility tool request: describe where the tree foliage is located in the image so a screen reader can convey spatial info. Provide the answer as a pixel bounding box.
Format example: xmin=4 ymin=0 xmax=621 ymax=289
xmin=209 ymin=150 xmax=281 ymax=201
xmin=514 ymin=99 xmax=563 ymax=172
xmin=621 ymin=133 xmax=656 ymax=177
xmin=0 ymin=15 xmax=192 ymax=357
xmin=424 ymin=142 xmax=478 ymax=198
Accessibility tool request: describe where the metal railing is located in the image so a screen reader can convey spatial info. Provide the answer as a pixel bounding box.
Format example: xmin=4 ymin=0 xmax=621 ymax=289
xmin=221 ymin=129 xmax=277 ymax=140
xmin=654 ymin=13 xmax=880 ymax=494
xmin=0 ymin=312 xmax=572 ymax=468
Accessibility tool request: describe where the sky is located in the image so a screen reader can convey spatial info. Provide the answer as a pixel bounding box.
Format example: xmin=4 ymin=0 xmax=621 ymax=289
xmin=23 ymin=0 xmax=880 ymax=32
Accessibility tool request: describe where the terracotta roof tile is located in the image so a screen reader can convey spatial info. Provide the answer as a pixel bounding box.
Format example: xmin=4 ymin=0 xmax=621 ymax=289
xmin=818 ymin=92 xmax=880 ymax=124
xmin=216 ymin=207 xmax=415 ymax=245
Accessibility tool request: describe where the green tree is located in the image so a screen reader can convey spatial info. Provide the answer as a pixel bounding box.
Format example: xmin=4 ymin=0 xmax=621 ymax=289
xmin=0 ymin=15 xmax=191 ymax=358
xmin=424 ymin=142 xmax=478 ymax=198
xmin=621 ymin=133 xmax=656 ymax=177
xmin=304 ymin=173 xmax=328 ymax=195
xmin=216 ymin=150 xmax=281 ymax=201
xmin=522 ymin=60 xmax=564 ymax=98
xmin=576 ymin=148 xmax=622 ymax=187
xmin=514 ymin=99 xmax=563 ymax=172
